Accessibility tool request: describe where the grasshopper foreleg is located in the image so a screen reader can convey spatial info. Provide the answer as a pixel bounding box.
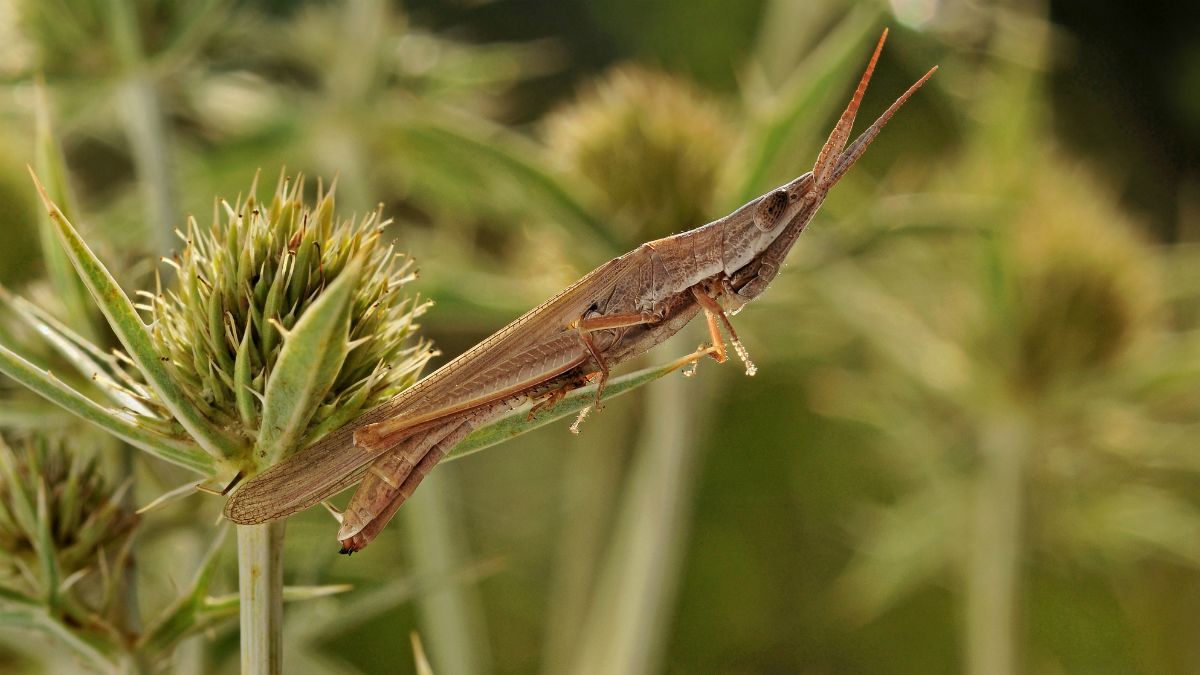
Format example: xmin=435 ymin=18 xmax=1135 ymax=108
xmin=690 ymin=285 xmax=757 ymax=376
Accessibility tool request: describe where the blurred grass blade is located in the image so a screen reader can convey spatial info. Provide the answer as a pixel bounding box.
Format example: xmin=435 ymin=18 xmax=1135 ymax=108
xmin=0 ymin=438 xmax=38 ymax=537
xmin=412 ymin=632 xmax=436 ymax=675
xmin=34 ymin=482 xmax=61 ymax=609
xmin=729 ymin=5 xmax=882 ymax=206
xmin=402 ymin=120 xmax=620 ymax=253
xmin=0 ymin=609 xmax=115 ymax=672
xmin=0 ymin=344 xmax=214 ymax=474
xmin=286 ymin=558 xmax=504 ymax=645
xmin=105 ymin=0 xmax=178 ymax=253
xmin=139 ymin=526 xmax=228 ymax=654
xmin=33 ymin=82 xmax=98 ymax=343
xmin=819 ymin=262 xmax=971 ymax=396
xmin=403 ymin=474 xmax=494 ymax=675
xmin=28 ymin=171 xmax=241 ymax=461
xmin=445 ymin=352 xmax=707 ymax=463
xmin=255 ymin=260 xmax=360 ymax=467
xmin=0 ymin=586 xmax=39 ymax=607
xmin=568 ymin=373 xmax=701 ymax=675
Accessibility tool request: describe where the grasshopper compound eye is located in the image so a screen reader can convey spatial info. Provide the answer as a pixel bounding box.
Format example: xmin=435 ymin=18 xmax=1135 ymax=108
xmin=753 ymin=189 xmax=789 ymax=232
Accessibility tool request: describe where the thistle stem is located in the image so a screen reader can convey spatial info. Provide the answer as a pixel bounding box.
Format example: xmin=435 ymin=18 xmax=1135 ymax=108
xmin=238 ymin=522 xmax=286 ymax=675
xmin=965 ymin=409 xmax=1027 ymax=675
xmin=117 ymin=75 xmax=178 ymax=255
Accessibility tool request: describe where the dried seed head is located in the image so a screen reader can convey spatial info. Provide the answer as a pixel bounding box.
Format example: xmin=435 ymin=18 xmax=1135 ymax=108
xmin=149 ymin=174 xmax=434 ymax=453
xmin=544 ymin=65 xmax=735 ymax=241
xmin=0 ymin=434 xmax=137 ymax=600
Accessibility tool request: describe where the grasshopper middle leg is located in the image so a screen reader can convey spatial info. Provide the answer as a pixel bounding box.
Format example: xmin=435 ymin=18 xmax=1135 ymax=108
xmin=574 ymin=310 xmax=659 ymax=409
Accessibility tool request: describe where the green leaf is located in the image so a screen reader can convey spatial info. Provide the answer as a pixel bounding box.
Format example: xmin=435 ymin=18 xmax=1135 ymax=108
xmin=33 ymin=82 xmax=98 ymax=343
xmin=202 ymin=584 xmax=353 ymax=617
xmin=28 ymin=171 xmax=243 ymax=461
xmin=34 ymin=481 xmax=61 ymax=609
xmin=728 ymin=7 xmax=882 ymax=207
xmin=234 ymin=321 xmax=257 ymax=429
xmin=445 ymin=351 xmax=709 ymax=463
xmin=0 ymin=287 xmax=154 ymax=416
xmin=0 ymin=343 xmax=214 ymax=474
xmin=255 ymin=260 xmax=360 ymax=468
xmin=0 ymin=609 xmax=116 ymax=672
xmin=402 ymin=118 xmax=620 ymax=254
xmin=0 ymin=438 xmax=37 ymax=536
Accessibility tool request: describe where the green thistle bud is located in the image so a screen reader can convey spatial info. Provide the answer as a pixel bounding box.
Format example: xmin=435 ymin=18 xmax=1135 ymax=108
xmin=0 ymin=434 xmax=136 ymax=602
xmin=1012 ymin=166 xmax=1160 ymax=392
xmin=543 ymin=65 xmax=735 ymax=240
xmin=150 ymin=174 xmax=434 ymax=472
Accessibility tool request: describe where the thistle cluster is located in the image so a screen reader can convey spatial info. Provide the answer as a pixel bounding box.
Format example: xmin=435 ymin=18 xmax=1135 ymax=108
xmin=0 ymin=433 xmax=136 ymax=608
xmin=150 ymin=175 xmax=433 ymax=464
xmin=0 ymin=171 xmax=434 ymax=483
xmin=544 ymin=65 xmax=735 ymax=240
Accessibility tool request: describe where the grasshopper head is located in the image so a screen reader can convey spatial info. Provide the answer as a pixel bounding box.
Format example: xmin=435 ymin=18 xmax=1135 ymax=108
xmin=736 ymin=29 xmax=936 ymax=271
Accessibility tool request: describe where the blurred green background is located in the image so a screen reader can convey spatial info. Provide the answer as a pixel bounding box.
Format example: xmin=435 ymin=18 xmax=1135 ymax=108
xmin=2 ymin=0 xmax=1200 ymax=673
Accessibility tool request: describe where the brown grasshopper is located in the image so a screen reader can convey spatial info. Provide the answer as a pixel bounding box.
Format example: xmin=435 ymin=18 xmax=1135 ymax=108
xmin=224 ymin=30 xmax=936 ymax=553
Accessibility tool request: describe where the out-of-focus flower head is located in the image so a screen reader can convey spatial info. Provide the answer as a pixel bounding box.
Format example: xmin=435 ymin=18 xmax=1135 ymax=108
xmin=0 ymin=434 xmax=136 ymax=601
xmin=544 ymin=66 xmax=736 ymax=241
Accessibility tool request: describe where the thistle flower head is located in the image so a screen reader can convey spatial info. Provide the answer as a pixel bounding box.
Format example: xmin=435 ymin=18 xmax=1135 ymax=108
xmin=544 ymin=65 xmax=735 ymax=240
xmin=1012 ymin=166 xmax=1160 ymax=392
xmin=149 ymin=174 xmax=433 ymax=469
xmin=0 ymin=434 xmax=136 ymax=600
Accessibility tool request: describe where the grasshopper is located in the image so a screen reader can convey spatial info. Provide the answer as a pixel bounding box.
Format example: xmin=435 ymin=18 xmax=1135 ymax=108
xmin=224 ymin=29 xmax=936 ymax=553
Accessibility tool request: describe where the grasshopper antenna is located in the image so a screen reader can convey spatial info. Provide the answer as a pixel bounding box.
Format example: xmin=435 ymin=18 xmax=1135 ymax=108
xmin=814 ymin=28 xmax=889 ymax=186
xmin=813 ymin=28 xmax=937 ymax=188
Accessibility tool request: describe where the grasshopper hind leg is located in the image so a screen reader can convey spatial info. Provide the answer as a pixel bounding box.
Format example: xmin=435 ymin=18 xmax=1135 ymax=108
xmin=338 ymin=416 xmax=479 ymax=553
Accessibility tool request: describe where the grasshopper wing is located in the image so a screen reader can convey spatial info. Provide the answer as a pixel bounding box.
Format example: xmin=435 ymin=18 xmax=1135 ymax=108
xmin=222 ymin=412 xmax=390 ymax=524
xmin=223 ymin=334 xmax=590 ymax=524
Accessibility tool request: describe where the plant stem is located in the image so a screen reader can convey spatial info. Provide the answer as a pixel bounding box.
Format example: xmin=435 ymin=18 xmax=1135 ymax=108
xmin=106 ymin=0 xmax=177 ymax=255
xmin=117 ymin=75 xmax=178 ymax=255
xmin=568 ymin=373 xmax=706 ymax=675
xmin=965 ymin=409 xmax=1027 ymax=675
xmin=238 ymin=522 xmax=286 ymax=675
xmin=403 ymin=470 xmax=493 ymax=675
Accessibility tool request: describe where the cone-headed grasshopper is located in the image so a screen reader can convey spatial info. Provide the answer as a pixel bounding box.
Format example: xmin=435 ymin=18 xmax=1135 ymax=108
xmin=224 ymin=30 xmax=936 ymax=553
